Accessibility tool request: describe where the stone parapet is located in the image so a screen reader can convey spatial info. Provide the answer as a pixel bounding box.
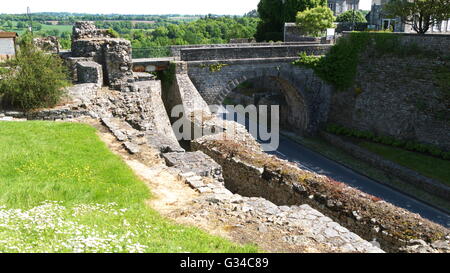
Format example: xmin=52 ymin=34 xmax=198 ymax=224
xmin=180 ymin=44 xmax=331 ymax=61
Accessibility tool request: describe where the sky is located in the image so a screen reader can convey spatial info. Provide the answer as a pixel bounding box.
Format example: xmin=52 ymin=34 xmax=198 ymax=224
xmin=2 ymin=0 xmax=373 ymax=15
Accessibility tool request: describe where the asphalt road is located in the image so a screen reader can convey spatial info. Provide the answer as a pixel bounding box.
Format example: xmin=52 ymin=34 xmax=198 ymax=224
xmin=269 ymin=136 xmax=450 ymax=228
xmin=220 ymin=109 xmax=450 ymax=228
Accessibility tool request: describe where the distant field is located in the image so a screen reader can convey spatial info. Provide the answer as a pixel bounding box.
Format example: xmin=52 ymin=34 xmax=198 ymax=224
xmin=169 ymin=16 xmax=200 ymax=21
xmin=3 ymin=22 xmax=72 ymax=35
xmin=40 ymin=23 xmax=72 ymax=33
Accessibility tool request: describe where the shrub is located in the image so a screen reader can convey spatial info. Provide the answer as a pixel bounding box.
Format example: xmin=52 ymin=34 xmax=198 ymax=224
xmin=292 ymin=52 xmax=322 ymax=69
xmin=0 ymin=33 xmax=69 ymax=111
xmin=293 ymin=32 xmax=435 ymax=90
xmin=443 ymin=152 xmax=450 ymax=160
xmin=106 ymin=28 xmax=120 ymax=38
xmin=296 ymin=6 xmax=335 ymax=37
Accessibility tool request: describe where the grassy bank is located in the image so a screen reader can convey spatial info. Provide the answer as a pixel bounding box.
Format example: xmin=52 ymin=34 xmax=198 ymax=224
xmin=359 ymin=141 xmax=450 ymax=186
xmin=281 ymin=131 xmax=450 ymax=212
xmin=0 ymin=121 xmax=258 ymax=253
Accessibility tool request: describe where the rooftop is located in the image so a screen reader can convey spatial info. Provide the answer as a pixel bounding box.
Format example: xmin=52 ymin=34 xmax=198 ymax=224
xmin=0 ymin=31 xmax=18 ymax=38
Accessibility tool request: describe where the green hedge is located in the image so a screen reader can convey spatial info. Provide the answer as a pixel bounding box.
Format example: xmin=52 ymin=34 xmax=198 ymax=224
xmin=325 ymin=123 xmax=450 ymax=160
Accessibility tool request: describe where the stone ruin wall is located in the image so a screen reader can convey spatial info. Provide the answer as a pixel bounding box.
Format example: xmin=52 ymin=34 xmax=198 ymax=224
xmin=157 ymin=60 xmax=449 ymax=253
xmin=65 ymin=21 xmax=135 ymax=91
xmin=191 ymin=136 xmax=450 ymax=253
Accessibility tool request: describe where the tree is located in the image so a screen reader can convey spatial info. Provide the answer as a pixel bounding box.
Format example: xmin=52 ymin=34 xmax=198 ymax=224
xmin=255 ymin=0 xmax=326 ymax=41
xmin=16 ymin=21 xmax=27 ymax=29
xmin=336 ymin=10 xmax=367 ymax=23
xmin=244 ymin=9 xmax=259 ymax=18
xmin=383 ymin=0 xmax=450 ymax=34
xmin=0 ymin=33 xmax=69 ymax=111
xmin=296 ymin=6 xmax=335 ymax=37
xmin=5 ymin=21 xmax=13 ymax=29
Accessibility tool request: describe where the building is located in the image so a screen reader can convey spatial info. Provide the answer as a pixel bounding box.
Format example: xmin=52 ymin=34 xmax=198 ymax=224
xmin=0 ymin=31 xmax=18 ymax=61
xmin=328 ymin=0 xmax=360 ymax=16
xmin=369 ymin=0 xmax=450 ymax=33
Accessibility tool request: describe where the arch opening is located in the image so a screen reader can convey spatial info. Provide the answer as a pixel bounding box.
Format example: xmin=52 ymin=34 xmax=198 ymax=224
xmin=221 ymin=76 xmax=309 ymax=135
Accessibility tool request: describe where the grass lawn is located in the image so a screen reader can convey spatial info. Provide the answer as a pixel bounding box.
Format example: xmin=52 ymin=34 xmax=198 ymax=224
xmin=0 ymin=121 xmax=258 ymax=253
xmin=358 ymin=141 xmax=450 ymax=186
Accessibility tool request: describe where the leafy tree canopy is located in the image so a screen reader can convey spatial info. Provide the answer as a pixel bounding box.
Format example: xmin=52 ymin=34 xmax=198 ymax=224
xmin=296 ymin=6 xmax=335 ymax=37
xmin=336 ymin=10 xmax=367 ymax=23
xmin=255 ymin=0 xmax=326 ymax=41
xmin=383 ymin=0 xmax=450 ymax=34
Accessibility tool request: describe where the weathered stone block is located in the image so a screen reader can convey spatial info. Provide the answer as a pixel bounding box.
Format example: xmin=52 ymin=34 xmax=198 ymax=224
xmin=103 ymin=39 xmax=134 ymax=91
xmin=72 ymin=21 xmax=114 ymax=41
xmin=64 ymin=57 xmax=94 ymax=82
xmin=76 ymin=61 xmax=103 ymax=86
xmin=162 ymin=151 xmax=223 ymax=179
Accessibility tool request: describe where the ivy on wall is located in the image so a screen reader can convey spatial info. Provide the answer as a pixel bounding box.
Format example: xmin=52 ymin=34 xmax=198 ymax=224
xmin=292 ymin=32 xmax=435 ymax=90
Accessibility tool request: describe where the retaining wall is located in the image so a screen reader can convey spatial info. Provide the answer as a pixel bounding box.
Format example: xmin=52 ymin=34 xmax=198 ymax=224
xmin=342 ymin=32 xmax=450 ymax=55
xmin=191 ymin=137 xmax=450 ymax=253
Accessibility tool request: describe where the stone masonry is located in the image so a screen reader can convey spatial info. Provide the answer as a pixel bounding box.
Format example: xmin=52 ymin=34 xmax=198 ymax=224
xmin=76 ymin=61 xmax=103 ymax=86
xmin=69 ymin=21 xmax=135 ymax=91
xmin=187 ymin=58 xmax=333 ymax=135
xmin=191 ymin=136 xmax=450 ymax=253
xmin=179 ymin=44 xmax=330 ymax=62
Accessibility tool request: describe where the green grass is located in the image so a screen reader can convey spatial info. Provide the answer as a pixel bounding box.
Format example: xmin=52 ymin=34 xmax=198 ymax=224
xmin=358 ymin=141 xmax=450 ymax=186
xmin=0 ymin=121 xmax=258 ymax=253
xmin=39 ymin=24 xmax=72 ymax=33
xmin=3 ymin=22 xmax=72 ymax=35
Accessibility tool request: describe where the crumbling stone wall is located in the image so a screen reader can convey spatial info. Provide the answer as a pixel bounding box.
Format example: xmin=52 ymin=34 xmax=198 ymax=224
xmin=191 ymin=137 xmax=450 ymax=253
xmin=76 ymin=61 xmax=103 ymax=86
xmin=69 ymin=21 xmax=135 ymax=91
xmin=103 ymin=39 xmax=134 ymax=91
xmin=71 ymin=21 xmax=114 ymax=41
xmin=33 ymin=36 xmax=60 ymax=53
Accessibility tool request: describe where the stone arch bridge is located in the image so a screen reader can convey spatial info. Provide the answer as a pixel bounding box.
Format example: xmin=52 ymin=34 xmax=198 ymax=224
xmin=134 ymin=43 xmax=334 ymax=135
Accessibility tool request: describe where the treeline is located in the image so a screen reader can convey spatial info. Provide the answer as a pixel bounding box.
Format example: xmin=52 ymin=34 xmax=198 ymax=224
xmin=119 ymin=17 xmax=258 ymax=48
xmin=0 ymin=12 xmax=201 ymax=23
xmin=0 ymin=13 xmax=258 ymax=53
